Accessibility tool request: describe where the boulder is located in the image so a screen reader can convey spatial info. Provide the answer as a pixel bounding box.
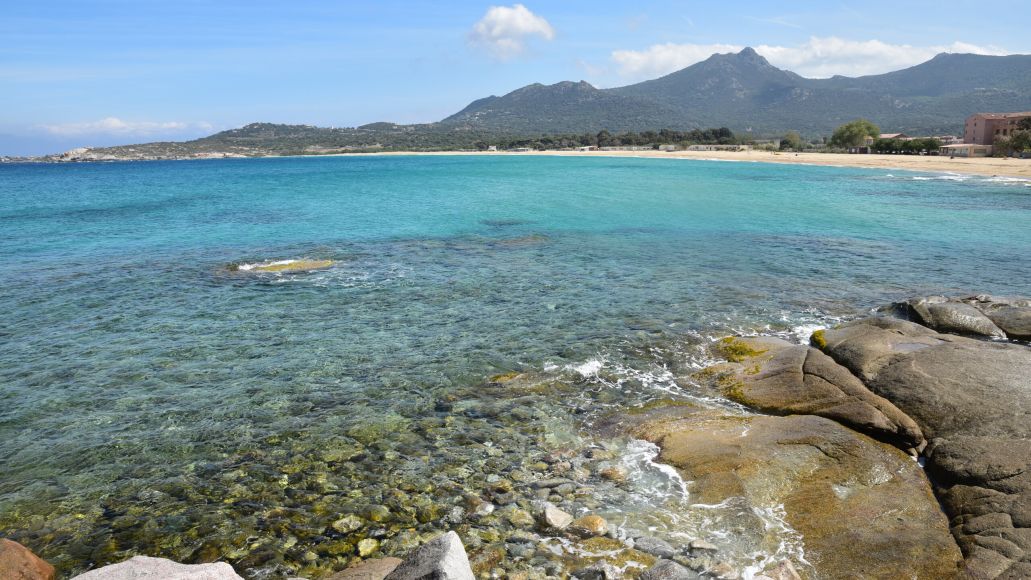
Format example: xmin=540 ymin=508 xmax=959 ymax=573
xmin=639 ymin=559 xmax=700 ymax=580
xmin=0 ymin=540 xmax=55 ymax=580
xmin=328 ymin=557 xmax=402 ymax=580
xmin=70 ymin=556 xmax=243 ymax=579
xmin=568 ymin=515 xmax=609 ymax=538
xmin=820 ymin=317 xmax=1031 ymax=578
xmin=384 ymin=531 xmax=474 ymax=580
xmin=536 ymin=502 xmax=574 ymax=531
xmin=626 ymin=406 xmax=963 ymax=579
xmin=717 ymin=343 xmax=924 ymax=451
xmin=962 ymin=295 xmax=1031 ymax=340
xmin=897 ymin=296 xmax=1006 ymax=339
xmin=572 ymin=561 xmax=623 ymax=580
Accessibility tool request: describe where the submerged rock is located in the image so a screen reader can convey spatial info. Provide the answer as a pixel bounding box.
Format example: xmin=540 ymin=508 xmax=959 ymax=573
xmin=69 ymin=556 xmax=243 ymax=579
xmin=633 ymin=536 xmax=676 ymax=559
xmin=820 ymin=316 xmax=1031 ymax=578
xmin=384 ymin=531 xmax=474 ymax=580
xmin=327 ymin=557 xmax=402 ymax=580
xmin=0 ymin=539 xmax=55 ymax=580
xmin=639 ymin=559 xmax=699 ymax=580
xmin=536 ymin=502 xmax=574 ymax=531
xmin=624 ymin=406 xmax=963 ymax=579
xmin=568 ymin=515 xmax=609 ymax=538
xmin=233 ymin=259 xmax=334 ymax=273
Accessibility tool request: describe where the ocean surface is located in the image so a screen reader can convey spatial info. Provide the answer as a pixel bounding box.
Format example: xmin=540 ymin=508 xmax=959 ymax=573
xmin=2 ymin=155 xmax=1030 ymax=578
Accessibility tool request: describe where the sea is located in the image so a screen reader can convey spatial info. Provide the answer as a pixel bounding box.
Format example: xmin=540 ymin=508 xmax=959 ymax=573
xmin=1 ymin=155 xmax=1029 ymax=578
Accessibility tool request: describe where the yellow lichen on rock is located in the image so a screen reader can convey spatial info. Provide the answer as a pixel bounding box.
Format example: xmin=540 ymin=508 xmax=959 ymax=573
xmin=713 ymin=337 xmax=769 ymax=362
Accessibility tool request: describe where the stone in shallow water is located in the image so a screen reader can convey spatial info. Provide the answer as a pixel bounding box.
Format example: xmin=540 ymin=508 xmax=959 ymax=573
xmin=384 ymin=531 xmax=474 ymax=580
xmin=243 ymin=259 xmax=334 ymax=273
xmin=0 ymin=539 xmax=55 ymax=580
xmin=568 ymin=515 xmax=609 ymax=538
xmin=327 ymin=557 xmax=402 ymax=580
xmin=69 ymin=556 xmax=243 ymax=579
xmin=640 ymin=559 xmax=700 ymax=580
xmin=633 ymin=536 xmax=676 ymax=559
xmin=536 ymin=502 xmax=574 ymax=531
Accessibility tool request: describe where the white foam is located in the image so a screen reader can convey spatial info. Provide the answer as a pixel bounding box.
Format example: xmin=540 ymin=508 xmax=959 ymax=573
xmin=236 ymin=259 xmax=297 ymax=271
xmin=569 ymin=358 xmax=604 ymax=377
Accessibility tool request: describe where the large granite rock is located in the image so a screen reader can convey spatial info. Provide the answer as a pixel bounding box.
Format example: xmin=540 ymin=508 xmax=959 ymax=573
xmin=890 ymin=294 xmax=1031 ymax=341
xmin=384 ymin=531 xmax=474 ymax=580
xmin=622 ymin=406 xmax=963 ymax=579
xmin=710 ymin=338 xmax=924 ymax=452
xmin=820 ymin=317 xmax=1031 ymax=578
xmin=0 ymin=539 xmax=55 ymax=580
xmin=70 ymin=555 xmax=243 ymax=579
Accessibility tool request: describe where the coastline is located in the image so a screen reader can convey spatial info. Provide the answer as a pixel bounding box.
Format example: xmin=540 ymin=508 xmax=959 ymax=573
xmin=336 ymin=149 xmax=1031 ymax=179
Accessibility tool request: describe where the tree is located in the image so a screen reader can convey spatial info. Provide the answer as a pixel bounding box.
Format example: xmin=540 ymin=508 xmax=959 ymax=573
xmin=780 ymin=131 xmax=803 ymax=151
xmin=829 ymin=119 xmax=880 ymax=148
xmin=1018 ymin=117 xmax=1031 ymax=132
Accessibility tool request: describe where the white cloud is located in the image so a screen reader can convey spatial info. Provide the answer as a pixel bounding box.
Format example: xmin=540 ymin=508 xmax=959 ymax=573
xmin=469 ymin=4 xmax=555 ymax=60
xmin=41 ymin=117 xmax=213 ymax=137
xmin=610 ymin=37 xmax=1009 ymax=81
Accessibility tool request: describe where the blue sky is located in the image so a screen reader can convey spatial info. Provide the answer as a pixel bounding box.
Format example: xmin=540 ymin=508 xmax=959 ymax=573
xmin=2 ymin=0 xmax=1029 ymax=154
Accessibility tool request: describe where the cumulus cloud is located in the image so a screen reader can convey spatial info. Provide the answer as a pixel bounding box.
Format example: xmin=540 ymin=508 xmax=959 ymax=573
xmin=41 ymin=117 xmax=213 ymax=137
xmin=611 ymin=37 xmax=1008 ymax=81
xmin=469 ymin=4 xmax=555 ymax=59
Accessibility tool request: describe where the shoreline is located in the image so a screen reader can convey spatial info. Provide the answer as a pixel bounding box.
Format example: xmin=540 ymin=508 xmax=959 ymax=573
xmin=333 ymin=149 xmax=1031 ymax=179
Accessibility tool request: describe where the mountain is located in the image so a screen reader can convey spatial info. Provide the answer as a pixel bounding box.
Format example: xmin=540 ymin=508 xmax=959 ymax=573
xmin=443 ymin=48 xmax=1031 ymax=136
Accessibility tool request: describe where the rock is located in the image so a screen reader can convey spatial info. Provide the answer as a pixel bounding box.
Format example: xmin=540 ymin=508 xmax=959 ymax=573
xmin=639 ymin=560 xmax=700 ymax=580
xmin=531 ymin=478 xmax=573 ymax=489
xmin=504 ymin=507 xmax=535 ymax=529
xmin=0 ymin=540 xmax=55 ymax=580
xmin=358 ymin=538 xmax=380 ymax=557
xmin=241 ymin=259 xmax=334 ymax=273
xmin=982 ymin=305 xmax=1031 ymax=340
xmin=327 ymin=557 xmax=403 ymax=580
xmin=717 ymin=343 xmax=924 ymax=451
xmin=820 ymin=316 xmax=1031 ymax=578
xmin=572 ymin=561 xmax=622 ymax=580
xmin=332 ymin=514 xmax=364 ymax=534
xmin=624 ymin=406 xmax=963 ymax=579
xmin=754 ymin=560 xmax=801 ymax=580
xmin=384 ymin=531 xmax=474 ymax=580
xmin=898 ymin=296 xmax=1007 ymax=339
xmin=70 ymin=556 xmax=243 ymax=579
xmin=363 ymin=505 xmax=391 ymax=522
xmin=568 ymin=515 xmax=609 ymax=538
xmin=705 ymin=562 xmax=739 ymax=580
xmin=536 ymin=502 xmax=574 ymax=531
xmin=633 ymin=536 xmax=676 ymax=559
xmin=598 ymin=466 xmax=628 ymax=483
xmin=687 ymin=540 xmax=717 ymax=554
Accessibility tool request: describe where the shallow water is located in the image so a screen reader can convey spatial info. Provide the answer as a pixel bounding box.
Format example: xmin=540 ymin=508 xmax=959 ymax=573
xmin=1 ymin=155 xmax=1029 ymax=578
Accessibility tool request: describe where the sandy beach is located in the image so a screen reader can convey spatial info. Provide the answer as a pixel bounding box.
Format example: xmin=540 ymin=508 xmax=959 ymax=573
xmin=356 ymin=149 xmax=1031 ymax=179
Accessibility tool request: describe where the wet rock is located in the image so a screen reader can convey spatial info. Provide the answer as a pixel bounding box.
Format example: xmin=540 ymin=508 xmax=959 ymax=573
xmin=531 ymin=478 xmax=573 ymax=489
xmin=821 ymin=316 xmax=1031 ymax=579
xmin=687 ymin=540 xmax=717 ymax=554
xmin=753 ymin=560 xmax=801 ymax=580
xmin=363 ymin=505 xmax=391 ymax=523
xmin=640 ymin=559 xmax=699 ymax=580
xmin=242 ymin=259 xmax=335 ymax=273
xmin=626 ymin=407 xmax=963 ymax=579
xmin=358 ymin=538 xmax=380 ymax=557
xmin=536 ymin=502 xmax=574 ymax=531
xmin=332 ymin=514 xmax=364 ymax=534
xmin=705 ymin=562 xmax=739 ymax=580
xmin=327 ymin=557 xmax=402 ymax=580
xmin=718 ymin=343 xmax=925 ymax=451
xmin=598 ymin=466 xmax=628 ymax=483
xmin=572 ymin=561 xmax=622 ymax=580
xmin=70 ymin=556 xmax=243 ymax=579
xmin=569 ymin=515 xmax=609 ymax=538
xmin=633 ymin=537 xmax=676 ymax=559
xmin=384 ymin=531 xmax=474 ymax=580
xmin=0 ymin=540 xmax=55 ymax=580
xmin=504 ymin=507 xmax=535 ymax=529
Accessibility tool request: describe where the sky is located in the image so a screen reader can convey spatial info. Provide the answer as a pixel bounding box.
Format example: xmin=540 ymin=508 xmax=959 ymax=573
xmin=2 ymin=0 xmax=1029 ymax=155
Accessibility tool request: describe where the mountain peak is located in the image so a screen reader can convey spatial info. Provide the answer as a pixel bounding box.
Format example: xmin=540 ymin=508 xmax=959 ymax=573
xmin=734 ymin=46 xmax=771 ymax=66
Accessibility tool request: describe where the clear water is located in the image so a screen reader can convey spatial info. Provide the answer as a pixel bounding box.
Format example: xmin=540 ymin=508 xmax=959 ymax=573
xmin=1 ymin=155 xmax=1029 ymax=578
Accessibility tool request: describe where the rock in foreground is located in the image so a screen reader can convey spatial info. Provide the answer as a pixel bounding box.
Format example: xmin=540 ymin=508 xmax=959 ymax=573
xmin=384 ymin=531 xmax=474 ymax=580
xmin=0 ymin=539 xmax=55 ymax=580
xmin=820 ymin=316 xmax=1031 ymax=579
xmin=70 ymin=555 xmax=243 ymax=579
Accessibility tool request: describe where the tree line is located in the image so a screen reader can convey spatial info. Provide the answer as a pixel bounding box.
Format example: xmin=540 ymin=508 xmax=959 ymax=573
xmin=476 ymin=128 xmax=737 ymax=151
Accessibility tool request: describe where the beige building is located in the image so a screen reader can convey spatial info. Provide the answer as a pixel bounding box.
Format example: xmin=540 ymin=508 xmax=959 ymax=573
xmin=964 ymin=112 xmax=1031 ymax=145
xmin=939 ymin=143 xmax=991 ymax=157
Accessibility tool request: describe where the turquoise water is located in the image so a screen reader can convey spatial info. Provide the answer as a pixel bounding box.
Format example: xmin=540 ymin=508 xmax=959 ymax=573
xmin=1 ymin=155 xmax=1030 ymax=578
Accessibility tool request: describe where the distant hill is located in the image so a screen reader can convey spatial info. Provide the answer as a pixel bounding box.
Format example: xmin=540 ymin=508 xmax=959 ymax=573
xmin=443 ymin=48 xmax=1031 ymax=136
xmin=51 ymin=48 xmax=1031 ymax=160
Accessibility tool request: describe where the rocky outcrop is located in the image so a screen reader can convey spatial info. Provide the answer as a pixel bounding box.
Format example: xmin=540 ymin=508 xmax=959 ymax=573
xmin=819 ymin=316 xmax=1031 ymax=578
xmin=708 ymin=337 xmax=924 ymax=452
xmin=70 ymin=555 xmax=243 ymax=579
xmin=0 ymin=540 xmax=55 ymax=580
xmin=889 ymin=294 xmax=1031 ymax=340
xmin=624 ymin=406 xmax=963 ymax=579
xmin=384 ymin=531 xmax=474 ymax=580
xmin=327 ymin=557 xmax=402 ymax=580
